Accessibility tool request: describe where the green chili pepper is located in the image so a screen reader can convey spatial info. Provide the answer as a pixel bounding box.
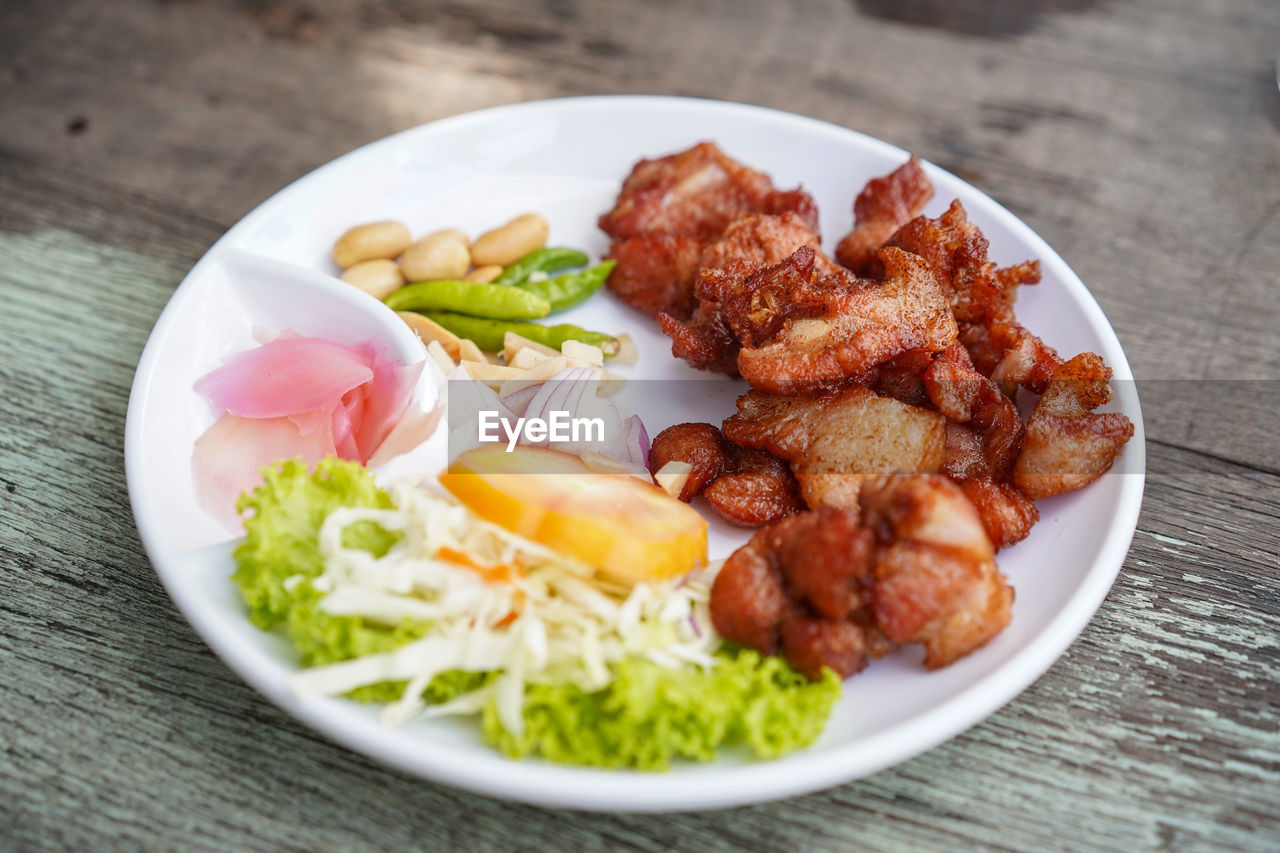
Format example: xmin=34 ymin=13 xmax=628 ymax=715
xmin=384 ymin=280 xmax=550 ymax=320
xmin=492 ymin=247 xmax=591 ymax=287
xmin=421 ymin=311 xmax=620 ymax=356
xmin=516 ymin=260 xmax=616 ymax=313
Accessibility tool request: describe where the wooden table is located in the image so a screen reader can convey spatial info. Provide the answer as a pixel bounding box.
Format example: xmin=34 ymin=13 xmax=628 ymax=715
xmin=3 ymin=0 xmax=1277 ymax=848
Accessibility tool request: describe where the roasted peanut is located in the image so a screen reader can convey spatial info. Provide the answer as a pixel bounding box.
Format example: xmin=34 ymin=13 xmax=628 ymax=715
xmin=470 ymin=213 xmax=549 ymax=267
xmin=464 ymin=264 xmax=503 ymax=284
xmin=339 ymin=259 xmax=404 ymax=300
xmin=422 ymin=227 xmax=470 ymax=248
xmin=399 ymin=232 xmax=470 ymax=282
xmin=332 ymin=220 xmax=412 ymax=269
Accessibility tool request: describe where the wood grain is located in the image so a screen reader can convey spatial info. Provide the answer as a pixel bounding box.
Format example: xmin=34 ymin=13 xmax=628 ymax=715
xmin=1 ymin=0 xmax=1277 ymax=848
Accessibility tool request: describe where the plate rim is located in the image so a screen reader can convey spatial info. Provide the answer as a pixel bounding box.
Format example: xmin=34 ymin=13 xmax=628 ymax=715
xmin=124 ymin=94 xmax=1146 ymax=812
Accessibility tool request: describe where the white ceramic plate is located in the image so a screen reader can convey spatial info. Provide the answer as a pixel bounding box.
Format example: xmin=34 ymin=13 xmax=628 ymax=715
xmin=125 ymin=96 xmax=1145 ymax=812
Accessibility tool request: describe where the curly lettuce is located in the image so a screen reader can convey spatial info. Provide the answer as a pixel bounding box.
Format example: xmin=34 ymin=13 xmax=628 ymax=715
xmin=231 ymin=458 xmax=840 ymax=768
xmin=231 ymin=458 xmax=422 ymax=700
xmin=485 ymin=650 xmax=840 ymax=769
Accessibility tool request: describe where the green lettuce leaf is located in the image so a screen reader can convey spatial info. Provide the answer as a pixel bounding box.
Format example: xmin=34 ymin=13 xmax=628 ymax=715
xmin=232 ymin=458 xmax=426 ymax=696
xmin=482 ymin=650 xmax=841 ymax=770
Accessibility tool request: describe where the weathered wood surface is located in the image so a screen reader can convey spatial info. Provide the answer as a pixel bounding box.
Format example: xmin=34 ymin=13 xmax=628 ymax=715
xmin=1 ymin=0 xmax=1277 ymax=849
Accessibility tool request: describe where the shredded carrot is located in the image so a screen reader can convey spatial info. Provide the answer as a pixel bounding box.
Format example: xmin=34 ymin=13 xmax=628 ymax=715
xmin=436 ymin=547 xmax=525 ymax=626
xmin=436 ymin=546 xmax=520 ymax=585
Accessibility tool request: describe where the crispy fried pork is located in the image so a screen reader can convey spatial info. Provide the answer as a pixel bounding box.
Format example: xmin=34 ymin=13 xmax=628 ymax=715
xmin=648 ymin=422 xmax=803 ymax=527
xmin=710 ymin=475 xmax=1013 ymax=679
xmin=779 ymin=610 xmax=882 ymax=684
xmin=890 ymin=199 xmax=1059 ymax=393
xmin=599 ymin=142 xmax=819 ymax=319
xmin=877 ymin=343 xmax=1038 ymax=547
xmin=657 ymin=300 xmax=740 ymax=374
xmin=1013 ymin=353 xmax=1135 ymax=499
xmin=704 ymin=445 xmax=805 ymax=527
xmin=723 ymin=384 xmax=947 ymax=509
xmin=924 ymin=344 xmax=1024 ymax=481
xmin=656 ymin=213 xmax=838 ymax=372
xmin=709 ymin=507 xmax=886 ymax=679
xmin=957 ymin=478 xmax=1039 ymax=550
xmin=699 ymin=211 xmax=837 ymax=276
xmin=599 ymin=142 xmax=819 ymax=240
xmin=602 ymin=234 xmax=705 ymax=320
xmin=604 ymin=148 xmax=1135 ymax=657
xmin=874 ymin=348 xmax=936 ymax=408
xmin=835 ymin=157 xmax=935 ymax=274
xmin=721 ymin=246 xmax=958 ymax=394
xmin=859 ymin=475 xmax=1014 ymax=669
xmin=709 ymin=529 xmax=792 ymax=655
xmin=648 ymin=422 xmax=729 ymax=502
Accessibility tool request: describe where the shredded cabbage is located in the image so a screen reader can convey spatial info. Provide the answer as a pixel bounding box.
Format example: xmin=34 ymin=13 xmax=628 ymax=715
xmin=232 ymin=458 xmax=841 ymax=768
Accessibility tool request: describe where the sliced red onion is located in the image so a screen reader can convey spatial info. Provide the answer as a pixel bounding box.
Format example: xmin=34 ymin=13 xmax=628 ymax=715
xmin=448 ymin=373 xmax=516 ymax=452
xmin=618 ymin=413 xmax=651 ymax=469
xmin=473 ymin=367 xmax=656 ymax=477
xmin=523 ymin=368 xmax=596 ymax=449
xmin=500 ymin=384 xmax=542 ymax=418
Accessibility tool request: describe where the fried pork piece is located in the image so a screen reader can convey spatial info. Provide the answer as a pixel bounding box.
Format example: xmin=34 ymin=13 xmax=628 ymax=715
xmin=699 ymin=211 xmax=838 ymax=277
xmin=775 ymin=512 xmax=876 ymax=621
xmin=727 ymin=246 xmax=958 ymax=395
xmin=957 ymin=478 xmax=1039 ymax=550
xmin=891 ymin=200 xmax=1059 ymax=393
xmin=704 ymin=445 xmax=805 ymax=527
xmin=779 ymin=610 xmax=878 ymax=683
xmin=710 ymin=476 xmax=1012 ymax=679
xmin=658 ymin=301 xmax=740 ymax=373
xmin=713 ymin=247 xmax=838 ymax=349
xmin=835 ymin=157 xmax=935 ymax=274
xmin=648 ymin=422 xmax=730 ymax=502
xmin=648 ymin=422 xmax=803 ymax=526
xmin=1013 ymin=353 xmax=1135 ymax=499
xmin=600 ymin=142 xmax=819 ymax=240
xmin=657 ymin=213 xmax=837 ymax=369
xmin=943 ymin=422 xmax=1037 ymax=548
xmin=600 ymin=142 xmax=819 ymax=318
xmin=710 ymin=508 xmax=885 ymax=678
xmin=943 ymin=421 xmax=986 ymax=481
xmin=875 ymin=348 xmax=936 ymax=408
xmin=924 ymin=344 xmax=1024 ymax=481
xmin=881 ymin=344 xmax=1035 ymax=548
xmin=604 ymin=234 xmax=705 ymax=319
xmin=859 ymin=475 xmax=1013 ymax=669
xmin=710 ymin=533 xmax=791 ymax=654
xmin=723 ymin=384 xmax=947 ymax=509
xmin=966 ymin=312 xmax=1061 ymax=397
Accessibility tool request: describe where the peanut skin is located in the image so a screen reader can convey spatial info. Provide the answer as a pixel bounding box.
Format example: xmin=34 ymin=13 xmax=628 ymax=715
xmin=339 ymin=258 xmax=404 ymax=300
xmin=470 ymin=213 xmax=549 ymax=267
xmin=333 ymin=221 xmax=412 ymax=268
xmin=399 ymin=233 xmax=471 ymax=282
xmin=464 ymin=264 xmax=504 ymax=284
